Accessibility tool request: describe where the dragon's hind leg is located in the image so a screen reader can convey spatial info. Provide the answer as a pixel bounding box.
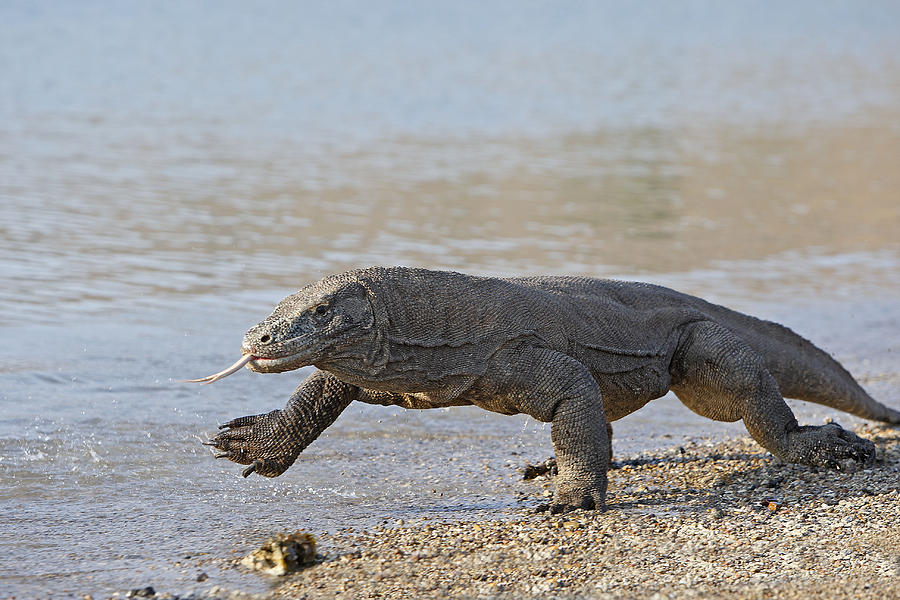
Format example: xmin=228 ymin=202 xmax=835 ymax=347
xmin=669 ymin=321 xmax=875 ymax=469
xmin=695 ymin=300 xmax=900 ymax=424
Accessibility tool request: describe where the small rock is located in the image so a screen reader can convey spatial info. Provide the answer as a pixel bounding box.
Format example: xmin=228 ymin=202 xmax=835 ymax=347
xmin=196 ymin=572 xmax=208 ymax=582
xmin=126 ymin=588 xmax=155 ymax=598
xmin=523 ymin=457 xmax=557 ymax=480
xmin=240 ymin=531 xmax=317 ymax=576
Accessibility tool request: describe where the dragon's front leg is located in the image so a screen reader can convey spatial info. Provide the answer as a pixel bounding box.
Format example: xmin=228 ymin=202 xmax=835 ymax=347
xmin=206 ymin=370 xmax=358 ymax=477
xmin=487 ymin=347 xmax=610 ymax=513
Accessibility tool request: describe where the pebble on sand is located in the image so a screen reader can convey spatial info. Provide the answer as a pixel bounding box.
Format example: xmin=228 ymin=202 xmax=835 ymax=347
xmin=239 ymin=532 xmax=317 ymax=576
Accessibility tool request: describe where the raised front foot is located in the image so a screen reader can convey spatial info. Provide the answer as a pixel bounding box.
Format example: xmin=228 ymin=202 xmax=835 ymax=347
xmin=205 ymin=409 xmax=300 ymax=477
xmin=785 ymin=422 xmax=875 ymax=469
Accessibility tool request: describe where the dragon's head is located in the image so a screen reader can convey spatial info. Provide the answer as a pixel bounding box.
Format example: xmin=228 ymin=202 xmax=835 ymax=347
xmin=186 ymin=273 xmax=380 ymax=384
xmin=243 ymin=275 xmax=377 ymax=374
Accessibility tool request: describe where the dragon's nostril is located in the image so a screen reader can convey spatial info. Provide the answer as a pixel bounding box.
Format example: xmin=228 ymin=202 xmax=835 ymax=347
xmin=259 ymin=334 xmax=271 ymax=343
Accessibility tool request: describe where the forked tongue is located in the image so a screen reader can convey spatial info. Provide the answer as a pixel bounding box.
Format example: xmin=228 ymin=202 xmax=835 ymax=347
xmin=185 ymin=354 xmax=255 ymax=384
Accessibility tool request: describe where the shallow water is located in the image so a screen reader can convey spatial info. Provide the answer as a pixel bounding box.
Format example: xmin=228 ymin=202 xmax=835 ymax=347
xmin=2 ymin=1 xmax=900 ymax=597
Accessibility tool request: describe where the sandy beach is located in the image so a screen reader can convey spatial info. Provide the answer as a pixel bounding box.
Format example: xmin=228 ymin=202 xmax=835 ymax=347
xmin=130 ymin=423 xmax=900 ymax=600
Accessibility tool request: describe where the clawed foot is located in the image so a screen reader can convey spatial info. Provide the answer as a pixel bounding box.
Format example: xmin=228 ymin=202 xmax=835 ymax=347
xmin=787 ymin=422 xmax=875 ymax=469
xmin=204 ymin=410 xmax=299 ymax=477
xmin=547 ymin=481 xmax=607 ymax=514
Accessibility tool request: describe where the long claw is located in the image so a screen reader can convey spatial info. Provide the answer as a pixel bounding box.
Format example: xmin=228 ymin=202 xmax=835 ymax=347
xmin=242 ymin=461 xmax=261 ymax=477
xmin=215 ymin=452 xmax=231 ymax=459
xmin=184 ymin=354 xmax=255 ymax=384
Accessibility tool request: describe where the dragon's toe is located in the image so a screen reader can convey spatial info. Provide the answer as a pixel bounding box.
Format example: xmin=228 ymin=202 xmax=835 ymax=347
xmin=242 ymin=460 xmax=263 ymax=477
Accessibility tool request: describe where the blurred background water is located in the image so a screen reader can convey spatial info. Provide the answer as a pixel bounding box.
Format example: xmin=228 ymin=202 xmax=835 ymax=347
xmin=1 ymin=1 xmax=899 ymax=597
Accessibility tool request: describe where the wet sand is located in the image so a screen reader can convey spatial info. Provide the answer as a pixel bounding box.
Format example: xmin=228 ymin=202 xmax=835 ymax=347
xmin=125 ymin=424 xmax=900 ymax=600
xmin=271 ymin=426 xmax=900 ymax=600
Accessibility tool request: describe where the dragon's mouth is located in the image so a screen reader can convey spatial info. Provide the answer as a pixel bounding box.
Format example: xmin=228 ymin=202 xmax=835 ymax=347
xmin=245 ymin=352 xmax=305 ymax=373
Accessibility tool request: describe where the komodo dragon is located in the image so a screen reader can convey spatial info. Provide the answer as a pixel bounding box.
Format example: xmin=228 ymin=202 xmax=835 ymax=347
xmin=191 ymin=267 xmax=899 ymax=513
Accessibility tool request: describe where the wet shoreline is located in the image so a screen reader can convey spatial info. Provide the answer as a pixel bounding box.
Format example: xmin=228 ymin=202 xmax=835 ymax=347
xmin=101 ymin=424 xmax=900 ymax=600
xmin=2 ymin=263 xmax=898 ymax=598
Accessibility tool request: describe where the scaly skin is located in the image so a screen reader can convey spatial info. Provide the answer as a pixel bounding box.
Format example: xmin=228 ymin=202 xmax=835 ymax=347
xmin=205 ymin=267 xmax=899 ymax=513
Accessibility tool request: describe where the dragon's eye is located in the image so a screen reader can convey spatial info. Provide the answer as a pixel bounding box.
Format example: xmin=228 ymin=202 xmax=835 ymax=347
xmin=315 ymin=304 xmax=328 ymax=315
